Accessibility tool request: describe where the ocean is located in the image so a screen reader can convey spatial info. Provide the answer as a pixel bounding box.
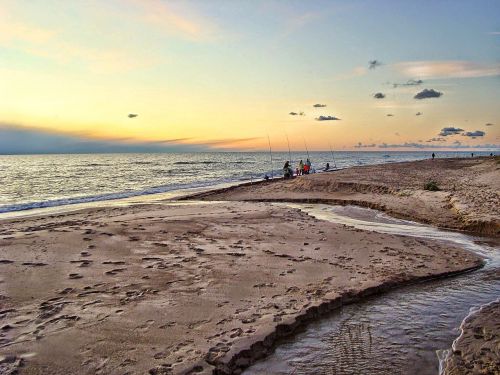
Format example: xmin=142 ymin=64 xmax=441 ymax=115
xmin=0 ymin=151 xmax=492 ymax=214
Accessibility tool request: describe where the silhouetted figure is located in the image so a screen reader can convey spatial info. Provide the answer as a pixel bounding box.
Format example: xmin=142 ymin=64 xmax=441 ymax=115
xmin=325 ymin=162 xmax=330 ymax=171
xmin=432 ymin=153 xmax=435 ymax=160
xmin=471 ymin=153 xmax=474 ymax=158
xmin=283 ymin=161 xmax=293 ymax=179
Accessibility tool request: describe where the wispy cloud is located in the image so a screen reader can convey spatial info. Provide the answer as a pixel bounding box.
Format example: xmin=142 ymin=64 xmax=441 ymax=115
xmin=439 ymin=127 xmax=463 ymax=136
xmin=373 ymin=92 xmax=385 ymax=99
xmin=395 ymin=60 xmax=500 ymax=79
xmin=315 ymin=115 xmax=341 ymax=121
xmin=354 ymin=142 xmax=376 ymax=148
xmin=392 ymin=79 xmax=423 ymax=88
xmin=368 ymin=60 xmax=382 ymax=69
xmin=126 ymin=0 xmax=219 ymax=41
xmin=0 ymin=123 xmax=260 ymax=153
xmin=378 ymin=142 xmax=499 ymax=150
xmin=462 ymin=130 xmax=485 ymax=138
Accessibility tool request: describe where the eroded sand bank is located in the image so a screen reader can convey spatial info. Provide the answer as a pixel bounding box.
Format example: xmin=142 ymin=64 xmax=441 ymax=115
xmin=0 ymin=201 xmax=483 ymax=374
xmin=443 ymin=301 xmax=500 ymax=375
xmin=185 ymin=157 xmax=499 ymax=235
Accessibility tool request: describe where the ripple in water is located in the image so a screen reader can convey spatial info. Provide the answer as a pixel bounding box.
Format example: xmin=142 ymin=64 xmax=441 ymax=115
xmin=244 ymin=204 xmax=499 ymax=375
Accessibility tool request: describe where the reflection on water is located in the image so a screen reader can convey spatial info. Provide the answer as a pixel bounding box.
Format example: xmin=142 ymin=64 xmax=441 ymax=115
xmin=244 ymin=205 xmax=499 ymax=375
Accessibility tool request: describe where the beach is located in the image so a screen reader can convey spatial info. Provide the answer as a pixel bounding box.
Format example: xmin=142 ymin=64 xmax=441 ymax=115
xmin=189 ymin=157 xmax=499 ymax=235
xmin=0 ymin=157 xmax=497 ymax=374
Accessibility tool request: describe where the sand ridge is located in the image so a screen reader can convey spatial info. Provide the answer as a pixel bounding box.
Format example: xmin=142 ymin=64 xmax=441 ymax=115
xmin=186 ymin=157 xmax=500 ymax=235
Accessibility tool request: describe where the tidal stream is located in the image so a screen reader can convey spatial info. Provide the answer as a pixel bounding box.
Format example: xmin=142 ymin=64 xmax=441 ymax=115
xmin=244 ymin=204 xmax=499 ymax=375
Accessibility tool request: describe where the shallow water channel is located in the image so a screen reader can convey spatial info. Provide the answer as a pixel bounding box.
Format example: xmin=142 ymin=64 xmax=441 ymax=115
xmin=244 ymin=204 xmax=499 ymax=375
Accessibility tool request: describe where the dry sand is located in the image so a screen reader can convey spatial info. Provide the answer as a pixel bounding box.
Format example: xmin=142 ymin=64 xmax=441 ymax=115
xmin=186 ymin=157 xmax=500 ymax=235
xmin=443 ymin=301 xmax=500 ymax=374
xmin=0 ymin=198 xmax=484 ymax=374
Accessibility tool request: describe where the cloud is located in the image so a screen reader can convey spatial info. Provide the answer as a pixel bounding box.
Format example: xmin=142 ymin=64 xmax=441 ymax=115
xmin=354 ymin=142 xmax=376 ymax=148
xmin=439 ymin=127 xmax=464 ymax=136
xmin=427 ymin=137 xmax=446 ymax=142
xmin=373 ymin=92 xmax=385 ymax=99
xmin=395 ymin=61 xmax=500 ymax=79
xmin=392 ymin=79 xmax=423 ymax=88
xmin=289 ymin=111 xmax=305 ymax=116
xmin=369 ymin=60 xmax=382 ymax=69
xmin=416 ymin=112 xmax=423 ymax=116
xmin=378 ymin=142 xmax=499 ymax=150
xmin=487 ymin=31 xmax=500 ymax=35
xmin=462 ymin=130 xmax=485 ymax=138
xmin=0 ymin=123 xmax=258 ymax=154
xmin=414 ymin=88 xmax=443 ymax=99
xmin=315 ymin=115 xmax=341 ymax=121
xmin=386 ymin=114 xmax=394 ymax=117
xmin=313 ymin=104 xmax=327 ymax=108
xmin=485 ymin=123 xmax=494 ymax=126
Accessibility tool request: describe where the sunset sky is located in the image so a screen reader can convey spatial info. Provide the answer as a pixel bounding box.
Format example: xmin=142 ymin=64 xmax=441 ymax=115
xmin=1 ymin=0 xmax=499 ymax=153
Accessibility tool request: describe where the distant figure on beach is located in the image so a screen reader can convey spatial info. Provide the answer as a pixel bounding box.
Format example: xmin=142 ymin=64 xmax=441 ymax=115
xmin=304 ymin=158 xmax=311 ymax=174
xmin=264 ymin=174 xmax=270 ymax=181
xmin=471 ymin=153 xmax=474 ymax=158
xmin=490 ymin=153 xmax=494 ymax=157
xmin=283 ymin=161 xmax=293 ymax=179
xmin=432 ymin=153 xmax=435 ymax=160
xmin=298 ymin=160 xmax=304 ymax=175
xmin=325 ymin=162 xmax=330 ymax=171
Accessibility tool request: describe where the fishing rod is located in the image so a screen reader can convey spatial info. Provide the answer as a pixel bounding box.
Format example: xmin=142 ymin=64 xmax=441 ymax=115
xmin=285 ymin=133 xmax=292 ymax=165
xmin=328 ymin=142 xmax=337 ymax=169
xmin=267 ymin=133 xmax=274 ymax=179
xmin=303 ymin=137 xmax=310 ymax=160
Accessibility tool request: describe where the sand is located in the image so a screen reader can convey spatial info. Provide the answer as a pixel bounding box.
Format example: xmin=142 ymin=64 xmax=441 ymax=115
xmin=443 ymin=301 xmax=500 ymax=374
xmin=0 ymin=197 xmax=484 ymax=374
xmin=186 ymin=157 xmax=500 ymax=235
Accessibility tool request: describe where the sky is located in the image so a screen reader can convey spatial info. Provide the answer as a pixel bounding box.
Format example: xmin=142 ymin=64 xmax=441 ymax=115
xmin=1 ymin=0 xmax=499 ymax=153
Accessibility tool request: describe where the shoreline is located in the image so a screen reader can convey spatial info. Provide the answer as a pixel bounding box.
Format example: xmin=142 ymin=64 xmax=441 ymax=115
xmin=180 ymin=157 xmax=499 ymax=236
xmin=0 ymin=157 xmax=497 ymax=374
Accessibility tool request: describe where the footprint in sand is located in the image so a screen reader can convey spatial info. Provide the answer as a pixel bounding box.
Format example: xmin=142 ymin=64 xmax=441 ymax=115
xmin=69 ymin=273 xmax=83 ymax=279
xmin=21 ymin=262 xmax=48 ymax=267
xmin=105 ymin=268 xmax=127 ymax=276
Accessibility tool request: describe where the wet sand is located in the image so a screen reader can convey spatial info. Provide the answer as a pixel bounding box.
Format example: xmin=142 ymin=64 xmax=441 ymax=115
xmin=443 ymin=300 xmax=500 ymax=375
xmin=0 ymin=200 xmax=483 ymax=374
xmin=185 ymin=157 xmax=499 ymax=235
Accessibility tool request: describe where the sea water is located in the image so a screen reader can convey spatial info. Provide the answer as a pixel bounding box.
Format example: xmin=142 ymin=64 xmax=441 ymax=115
xmin=0 ymin=151 xmax=491 ymax=214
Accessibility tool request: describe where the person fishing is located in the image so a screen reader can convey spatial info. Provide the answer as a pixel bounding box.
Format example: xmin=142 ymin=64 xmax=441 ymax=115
xmin=304 ymin=158 xmax=311 ymax=174
xmin=325 ymin=162 xmax=330 ymax=171
xmin=432 ymin=153 xmax=435 ymax=160
xmin=298 ymin=160 xmax=304 ymax=176
xmin=283 ymin=161 xmax=293 ymax=179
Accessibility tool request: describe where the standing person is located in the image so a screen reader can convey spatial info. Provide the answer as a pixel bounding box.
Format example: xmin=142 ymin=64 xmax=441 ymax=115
xmin=305 ymin=158 xmax=311 ymax=174
xmin=283 ymin=161 xmax=293 ymax=179
xmin=432 ymin=153 xmax=435 ymax=160
xmin=325 ymin=162 xmax=330 ymax=171
xmin=298 ymin=160 xmax=304 ymax=176
xmin=471 ymin=153 xmax=474 ymax=158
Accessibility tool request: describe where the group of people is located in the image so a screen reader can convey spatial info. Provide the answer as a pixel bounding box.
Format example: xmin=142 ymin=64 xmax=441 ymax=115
xmin=283 ymin=158 xmax=315 ymax=179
